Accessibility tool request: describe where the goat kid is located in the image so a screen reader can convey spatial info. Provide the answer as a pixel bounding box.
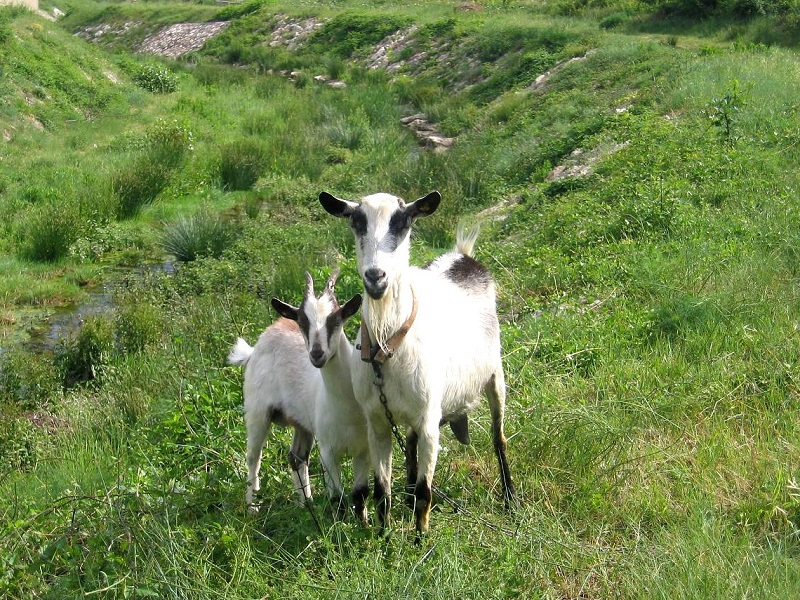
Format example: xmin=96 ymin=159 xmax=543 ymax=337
xmin=227 ymin=270 xmax=370 ymax=522
xmin=319 ymin=190 xmax=516 ymax=536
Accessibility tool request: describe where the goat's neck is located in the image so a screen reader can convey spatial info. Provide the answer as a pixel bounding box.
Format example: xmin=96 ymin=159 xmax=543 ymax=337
xmin=363 ymin=274 xmax=414 ymax=348
xmin=320 ymin=333 xmax=355 ymax=397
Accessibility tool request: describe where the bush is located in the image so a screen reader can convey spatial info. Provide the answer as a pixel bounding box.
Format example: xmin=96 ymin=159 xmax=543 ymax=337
xmin=308 ymin=12 xmax=412 ymax=58
xmin=599 ymin=11 xmax=633 ymax=29
xmin=18 ymin=200 xmax=83 ymax=262
xmin=146 ymin=119 xmax=194 ymax=169
xmin=112 ymin=159 xmax=172 ymax=219
xmin=115 ymin=302 xmax=164 ymax=354
xmin=219 ymin=139 xmax=265 ymax=191
xmin=111 ymin=120 xmax=193 ymax=218
xmin=0 ymin=349 xmax=59 ymax=411
xmin=161 ymin=212 xmax=238 ymax=262
xmin=56 ymin=315 xmax=115 ymax=388
xmin=133 ymin=64 xmax=179 ymax=94
xmin=0 ymin=11 xmax=13 ymax=45
xmin=0 ymin=417 xmax=44 ymax=472
xmin=215 ymin=0 xmax=268 ymax=20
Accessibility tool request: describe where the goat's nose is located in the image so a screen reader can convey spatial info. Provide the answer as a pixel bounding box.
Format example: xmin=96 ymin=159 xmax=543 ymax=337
xmin=364 ymin=268 xmax=386 ymax=285
xmin=310 ymin=347 xmax=325 ymax=365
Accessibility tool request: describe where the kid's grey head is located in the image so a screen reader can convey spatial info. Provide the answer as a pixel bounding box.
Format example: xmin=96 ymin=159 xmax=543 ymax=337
xmin=271 ymin=270 xmax=361 ymax=368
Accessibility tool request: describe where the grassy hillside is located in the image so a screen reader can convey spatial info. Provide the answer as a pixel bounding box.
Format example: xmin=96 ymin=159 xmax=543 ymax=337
xmin=2 ymin=1 xmax=800 ymax=598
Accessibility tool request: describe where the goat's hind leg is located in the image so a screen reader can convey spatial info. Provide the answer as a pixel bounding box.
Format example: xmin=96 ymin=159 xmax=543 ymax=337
xmin=288 ymin=427 xmax=315 ymax=504
xmin=485 ymin=371 xmax=516 ymax=507
xmin=351 ymin=450 xmax=371 ymax=526
xmin=245 ymin=408 xmax=272 ymax=510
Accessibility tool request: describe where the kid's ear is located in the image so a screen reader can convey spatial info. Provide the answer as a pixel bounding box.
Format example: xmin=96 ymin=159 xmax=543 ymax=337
xmin=271 ymin=298 xmax=299 ymax=321
xmin=319 ymin=192 xmax=358 ymax=218
xmin=407 ymin=191 xmax=441 ymax=219
xmin=341 ymin=294 xmax=363 ymax=321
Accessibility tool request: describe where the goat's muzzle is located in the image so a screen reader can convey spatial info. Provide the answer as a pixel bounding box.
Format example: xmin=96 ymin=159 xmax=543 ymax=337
xmin=363 ymin=268 xmax=388 ymax=299
xmin=309 ymin=347 xmax=326 ymax=368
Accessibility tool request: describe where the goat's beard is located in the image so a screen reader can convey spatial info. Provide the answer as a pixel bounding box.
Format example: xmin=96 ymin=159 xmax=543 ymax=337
xmin=363 ymin=277 xmax=407 ymax=348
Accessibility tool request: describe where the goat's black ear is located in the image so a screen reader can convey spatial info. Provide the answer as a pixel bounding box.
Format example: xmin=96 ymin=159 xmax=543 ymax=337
xmin=271 ymin=298 xmax=299 ymax=321
xmin=408 ymin=191 xmax=441 ymax=219
xmin=319 ymin=192 xmax=357 ymax=218
xmin=341 ymin=294 xmax=362 ymax=321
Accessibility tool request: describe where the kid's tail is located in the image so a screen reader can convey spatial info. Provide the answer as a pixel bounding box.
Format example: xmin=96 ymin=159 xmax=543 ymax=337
xmin=227 ymin=338 xmax=254 ymax=366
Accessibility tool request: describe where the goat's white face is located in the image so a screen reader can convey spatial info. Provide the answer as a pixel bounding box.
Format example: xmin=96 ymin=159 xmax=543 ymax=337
xmin=319 ymin=191 xmax=441 ymax=300
xmin=272 ymin=271 xmax=361 ymax=368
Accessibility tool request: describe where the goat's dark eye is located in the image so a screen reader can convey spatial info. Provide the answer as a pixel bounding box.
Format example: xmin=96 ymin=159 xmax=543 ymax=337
xmin=388 ymin=210 xmax=411 ymax=238
xmin=350 ymin=212 xmax=367 ymax=236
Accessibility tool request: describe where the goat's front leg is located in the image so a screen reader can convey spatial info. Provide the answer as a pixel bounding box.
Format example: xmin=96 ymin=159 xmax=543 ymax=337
xmin=319 ymin=445 xmax=346 ymax=516
xmin=319 ymin=446 xmax=344 ymax=499
xmin=367 ymin=419 xmax=394 ymax=534
xmin=405 ymin=427 xmax=418 ymax=508
xmin=413 ymin=419 xmax=441 ymax=536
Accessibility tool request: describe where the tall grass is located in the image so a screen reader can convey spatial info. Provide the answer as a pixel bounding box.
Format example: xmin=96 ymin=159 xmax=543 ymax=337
xmin=161 ymin=211 xmax=238 ymax=262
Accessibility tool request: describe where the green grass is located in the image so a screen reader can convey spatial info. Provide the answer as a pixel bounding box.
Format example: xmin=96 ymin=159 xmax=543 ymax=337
xmin=2 ymin=0 xmax=800 ymax=597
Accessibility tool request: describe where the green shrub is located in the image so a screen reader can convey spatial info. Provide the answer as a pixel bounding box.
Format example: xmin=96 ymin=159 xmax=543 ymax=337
xmin=0 ymin=6 xmax=25 ymax=44
xmin=219 ymin=139 xmax=265 ymax=191
xmin=241 ymin=191 xmax=265 ymax=219
xmin=703 ymin=79 xmax=750 ymax=145
xmin=56 ymin=315 xmax=115 ymax=388
xmin=146 ymin=119 xmax=194 ymax=169
xmin=0 ymin=349 xmax=60 ymax=411
xmin=161 ymin=212 xmax=238 ymax=262
xmin=18 ymin=201 xmax=83 ymax=263
xmin=0 ymin=18 xmax=11 ymax=46
xmin=112 ymin=159 xmax=172 ymax=219
xmin=599 ymin=11 xmax=633 ymax=29
xmin=111 ymin=120 xmax=192 ymax=218
xmin=133 ymin=64 xmax=179 ymax=94
xmin=115 ymin=302 xmax=164 ymax=354
xmin=308 ymin=11 xmax=412 ymax=58
xmin=192 ymin=62 xmax=251 ymax=87
xmin=0 ymin=417 xmax=45 ymax=472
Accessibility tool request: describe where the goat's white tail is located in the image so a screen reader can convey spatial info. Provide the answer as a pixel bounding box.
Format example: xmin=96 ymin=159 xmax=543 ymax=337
xmin=227 ymin=338 xmax=254 ymax=366
xmin=455 ymin=224 xmax=481 ymax=257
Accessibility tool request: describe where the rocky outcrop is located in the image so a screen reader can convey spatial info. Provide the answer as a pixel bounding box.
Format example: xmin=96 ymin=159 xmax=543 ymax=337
xmin=546 ymin=141 xmax=629 ymax=181
xmin=400 ymin=114 xmax=454 ymax=152
xmin=267 ymin=16 xmax=322 ymax=49
xmin=365 ymin=26 xmax=419 ymax=73
xmin=139 ymin=21 xmax=229 ymax=59
xmin=528 ymin=51 xmax=595 ymax=93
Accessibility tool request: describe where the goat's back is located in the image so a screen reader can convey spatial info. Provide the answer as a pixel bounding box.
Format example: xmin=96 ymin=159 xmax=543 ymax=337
xmin=242 ymin=318 xmax=321 ymax=434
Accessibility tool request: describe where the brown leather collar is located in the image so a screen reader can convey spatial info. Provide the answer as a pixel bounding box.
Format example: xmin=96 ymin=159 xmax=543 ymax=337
xmin=360 ymin=289 xmax=418 ymax=365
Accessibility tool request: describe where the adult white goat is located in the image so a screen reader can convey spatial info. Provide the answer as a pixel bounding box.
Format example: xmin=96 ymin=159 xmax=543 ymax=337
xmin=227 ymin=270 xmax=370 ymax=522
xmin=319 ymin=190 xmax=515 ymax=536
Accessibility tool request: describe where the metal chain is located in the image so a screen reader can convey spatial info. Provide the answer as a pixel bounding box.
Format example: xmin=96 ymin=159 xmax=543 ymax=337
xmin=371 ymin=362 xmax=406 ymax=454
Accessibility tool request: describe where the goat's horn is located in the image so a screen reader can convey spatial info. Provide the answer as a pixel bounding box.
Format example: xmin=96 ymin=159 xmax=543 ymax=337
xmin=325 ymin=267 xmax=341 ymax=292
xmin=304 ymin=271 xmax=315 ymax=297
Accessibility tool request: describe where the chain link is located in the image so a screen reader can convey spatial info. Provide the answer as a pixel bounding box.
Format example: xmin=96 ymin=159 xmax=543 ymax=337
xmin=371 ymin=362 xmax=406 ymax=454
